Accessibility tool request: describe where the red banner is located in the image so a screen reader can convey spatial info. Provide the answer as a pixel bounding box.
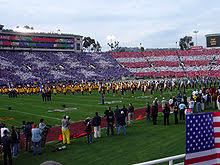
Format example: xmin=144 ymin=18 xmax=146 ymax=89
xmin=191 ymin=46 xmax=203 ymax=50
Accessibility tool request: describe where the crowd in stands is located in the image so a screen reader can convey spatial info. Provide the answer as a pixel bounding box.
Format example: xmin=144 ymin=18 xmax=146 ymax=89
xmin=0 ymin=51 xmax=132 ymax=84
xmin=110 ymin=49 xmax=220 ymax=78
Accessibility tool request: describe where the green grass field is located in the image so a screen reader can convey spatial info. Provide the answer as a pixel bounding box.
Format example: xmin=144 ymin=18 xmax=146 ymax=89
xmin=0 ymin=88 xmax=193 ymax=127
xmin=0 ymin=87 xmax=217 ymax=165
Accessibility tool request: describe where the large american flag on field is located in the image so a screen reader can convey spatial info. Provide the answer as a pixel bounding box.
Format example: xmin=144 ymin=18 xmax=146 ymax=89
xmin=185 ymin=111 xmax=220 ymax=165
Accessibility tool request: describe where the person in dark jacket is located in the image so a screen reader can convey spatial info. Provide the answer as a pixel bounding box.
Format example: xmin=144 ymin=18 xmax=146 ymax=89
xmin=92 ymin=112 xmax=101 ymax=138
xmin=118 ymin=111 xmax=126 ymax=135
xmin=151 ymin=102 xmax=158 ymax=125
xmin=173 ymin=102 xmax=178 ymax=124
xmin=1 ymin=130 xmax=12 ymax=165
xmin=11 ymin=126 xmax=20 ymax=157
xmin=163 ymin=103 xmax=170 ymax=125
xmin=104 ymin=107 xmax=115 ymax=136
xmin=114 ymin=105 xmax=120 ymax=129
xmin=84 ymin=117 xmax=93 ymax=143
xmin=23 ymin=121 xmax=32 ymax=152
xmin=146 ymin=102 xmax=151 ymax=121
xmin=121 ymin=105 xmax=128 ymax=126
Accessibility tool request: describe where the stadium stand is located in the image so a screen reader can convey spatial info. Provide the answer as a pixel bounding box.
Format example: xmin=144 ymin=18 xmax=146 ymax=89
xmin=0 ymin=51 xmax=132 ymax=84
xmin=110 ymin=49 xmax=220 ymax=78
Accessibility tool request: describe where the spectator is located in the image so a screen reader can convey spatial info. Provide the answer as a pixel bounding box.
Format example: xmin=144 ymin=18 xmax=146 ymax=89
xmin=163 ymin=103 xmax=170 ymax=125
xmin=11 ymin=126 xmax=20 ymax=157
xmin=1 ymin=124 xmax=10 ymax=138
xmin=161 ymin=97 xmax=167 ymax=111
xmin=121 ymin=105 xmax=128 ymax=126
xmin=183 ymin=93 xmax=187 ymax=106
xmin=179 ymin=102 xmax=186 ymax=120
xmin=118 ymin=111 xmax=126 ymax=135
xmin=212 ymin=93 xmax=217 ymax=109
xmin=1 ymin=130 xmax=12 ymax=165
xmin=23 ymin=122 xmax=32 ymax=152
xmin=196 ymin=95 xmax=202 ymax=113
xmin=151 ymin=102 xmax=158 ymax=125
xmin=39 ymin=119 xmax=46 ymax=148
xmin=169 ymin=97 xmax=174 ymax=111
xmin=61 ymin=115 xmax=70 ymax=145
xmin=114 ymin=105 xmax=120 ymax=129
xmin=173 ymin=102 xmax=178 ymax=124
xmin=84 ymin=117 xmax=93 ymax=143
xmin=104 ymin=107 xmax=115 ymax=136
xmin=146 ymin=102 xmax=151 ymax=121
xmin=32 ymin=124 xmax=42 ymax=155
xmin=128 ymin=103 xmax=135 ymax=124
xmin=189 ymin=98 xmax=195 ymax=113
xmin=201 ymin=95 xmax=205 ymax=111
xmin=92 ymin=112 xmax=101 ymax=139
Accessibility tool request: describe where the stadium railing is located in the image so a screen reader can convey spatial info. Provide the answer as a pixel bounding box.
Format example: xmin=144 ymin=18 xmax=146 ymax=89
xmin=134 ymin=153 xmax=185 ymax=165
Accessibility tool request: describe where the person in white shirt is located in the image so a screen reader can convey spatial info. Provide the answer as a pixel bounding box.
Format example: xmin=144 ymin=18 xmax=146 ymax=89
xmin=161 ymin=97 xmax=167 ymax=111
xmin=189 ymin=99 xmax=195 ymax=113
xmin=169 ymin=97 xmax=174 ymax=111
xmin=1 ymin=124 xmax=10 ymax=137
xmin=39 ymin=119 xmax=47 ymax=147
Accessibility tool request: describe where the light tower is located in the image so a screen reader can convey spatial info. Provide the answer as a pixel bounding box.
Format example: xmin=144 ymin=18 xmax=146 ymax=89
xmin=193 ymin=30 xmax=199 ymax=46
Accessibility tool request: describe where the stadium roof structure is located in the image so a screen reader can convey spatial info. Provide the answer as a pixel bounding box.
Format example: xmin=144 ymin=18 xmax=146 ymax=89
xmin=205 ymin=33 xmax=220 ymax=37
xmin=1 ymin=29 xmax=83 ymax=38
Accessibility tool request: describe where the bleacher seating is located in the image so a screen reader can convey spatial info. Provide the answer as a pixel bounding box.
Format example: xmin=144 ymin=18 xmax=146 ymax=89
xmin=110 ymin=49 xmax=220 ymax=78
xmin=0 ymin=51 xmax=132 ymax=84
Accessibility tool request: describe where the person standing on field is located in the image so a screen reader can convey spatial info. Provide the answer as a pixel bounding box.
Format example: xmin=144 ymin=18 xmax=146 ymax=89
xmin=61 ymin=115 xmax=70 ymax=145
xmin=128 ymin=103 xmax=135 ymax=124
xmin=92 ymin=112 xmax=101 ymax=138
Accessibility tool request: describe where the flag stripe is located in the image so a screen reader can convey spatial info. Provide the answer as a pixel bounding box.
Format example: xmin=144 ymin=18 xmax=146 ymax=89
xmin=215 ymin=138 xmax=220 ymax=143
xmin=215 ymin=132 xmax=220 ymax=137
xmin=214 ymin=127 xmax=220 ymax=132
xmin=185 ymin=153 xmax=217 ymax=164
xmin=191 ymin=158 xmax=220 ymax=165
xmin=214 ymin=112 xmax=220 ymax=117
xmin=216 ymin=143 xmax=220 ymax=148
xmin=214 ymin=117 xmax=220 ymax=122
xmin=214 ymin=122 xmax=220 ymax=127
xmin=185 ymin=148 xmax=216 ymax=159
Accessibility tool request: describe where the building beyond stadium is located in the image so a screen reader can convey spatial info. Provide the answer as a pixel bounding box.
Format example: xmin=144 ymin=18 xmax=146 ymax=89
xmin=0 ymin=24 xmax=83 ymax=52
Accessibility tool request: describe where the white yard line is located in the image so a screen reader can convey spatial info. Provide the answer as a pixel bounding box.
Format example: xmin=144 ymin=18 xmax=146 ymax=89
xmin=0 ymin=108 xmax=61 ymax=121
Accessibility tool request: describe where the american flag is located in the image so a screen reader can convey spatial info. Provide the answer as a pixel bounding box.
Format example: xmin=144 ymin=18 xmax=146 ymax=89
xmin=185 ymin=111 xmax=220 ymax=165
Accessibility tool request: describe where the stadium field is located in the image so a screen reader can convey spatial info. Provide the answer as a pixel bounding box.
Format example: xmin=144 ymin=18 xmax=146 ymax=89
xmin=0 ymin=88 xmax=193 ymax=127
xmin=0 ymin=86 xmax=217 ymax=165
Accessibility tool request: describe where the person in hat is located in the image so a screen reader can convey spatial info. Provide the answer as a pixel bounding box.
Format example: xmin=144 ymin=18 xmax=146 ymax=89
xmin=32 ymin=124 xmax=42 ymax=155
xmin=84 ymin=117 xmax=93 ymax=143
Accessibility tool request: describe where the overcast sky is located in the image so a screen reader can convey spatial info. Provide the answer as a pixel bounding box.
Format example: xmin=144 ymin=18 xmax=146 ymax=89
xmin=1 ymin=0 xmax=220 ymax=50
